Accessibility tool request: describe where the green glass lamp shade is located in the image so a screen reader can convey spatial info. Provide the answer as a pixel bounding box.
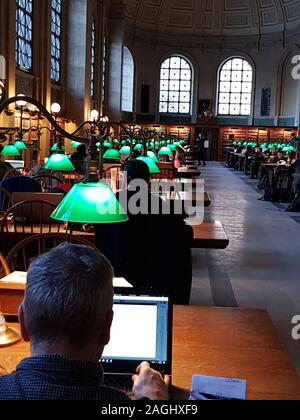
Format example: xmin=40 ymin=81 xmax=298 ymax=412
xmin=71 ymin=141 xmax=82 ymax=149
xmin=179 ymin=140 xmax=185 ymax=145
xmin=103 ymin=149 xmax=121 ymax=160
xmin=169 ymin=144 xmax=177 ymax=152
xmin=134 ymin=144 xmax=143 ymax=151
xmin=282 ymin=146 xmax=289 ymax=153
xmin=147 ymin=151 xmax=159 ymax=163
xmin=119 ymin=146 xmax=131 ymax=155
xmin=158 ymin=146 xmax=172 ymax=156
xmin=51 ymin=182 xmax=129 ymax=224
xmin=150 ymin=141 xmax=155 ymax=148
xmin=44 ymin=154 xmax=75 ymax=171
xmin=0 ymin=145 xmax=21 ymax=156
xmin=51 ymin=143 xmax=65 ymax=152
xmin=104 ymin=141 xmax=112 ymax=148
xmin=155 ymin=142 xmax=160 ymax=148
xmin=288 ymin=146 xmax=296 ymax=152
xmin=113 ymin=139 xmax=119 ymax=145
xmin=14 ymin=141 xmax=27 ymax=151
xmin=121 ymin=140 xmax=127 ymax=146
xmin=137 ymin=157 xmax=160 ymax=174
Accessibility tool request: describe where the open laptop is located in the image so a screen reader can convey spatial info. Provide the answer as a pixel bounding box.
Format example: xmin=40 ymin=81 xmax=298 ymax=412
xmin=5 ymin=160 xmax=24 ymax=170
xmin=101 ymin=289 xmax=173 ymax=393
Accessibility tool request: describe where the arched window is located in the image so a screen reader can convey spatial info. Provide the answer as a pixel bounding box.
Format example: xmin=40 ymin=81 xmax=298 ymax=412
xmin=218 ymin=57 xmax=253 ymax=116
xmin=122 ymin=47 xmax=134 ymax=112
xmin=16 ymin=0 xmax=33 ymax=72
xmin=51 ymin=0 xmax=62 ymax=83
xmin=90 ymin=17 xmax=96 ymax=99
xmin=159 ymin=56 xmax=192 ymax=114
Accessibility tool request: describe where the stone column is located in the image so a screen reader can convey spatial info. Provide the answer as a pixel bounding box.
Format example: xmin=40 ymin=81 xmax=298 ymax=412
xmin=106 ymin=0 xmax=125 ymax=122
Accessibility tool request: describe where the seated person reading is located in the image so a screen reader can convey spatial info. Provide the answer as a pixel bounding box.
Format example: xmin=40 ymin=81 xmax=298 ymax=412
xmin=94 ymin=160 xmax=193 ymax=305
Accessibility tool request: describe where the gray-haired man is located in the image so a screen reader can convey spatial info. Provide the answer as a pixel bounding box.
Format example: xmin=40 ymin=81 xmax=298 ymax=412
xmin=0 ymin=243 xmax=170 ymax=400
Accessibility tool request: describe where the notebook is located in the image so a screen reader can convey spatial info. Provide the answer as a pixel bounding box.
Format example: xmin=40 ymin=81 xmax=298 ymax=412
xmin=101 ymin=289 xmax=173 ymax=392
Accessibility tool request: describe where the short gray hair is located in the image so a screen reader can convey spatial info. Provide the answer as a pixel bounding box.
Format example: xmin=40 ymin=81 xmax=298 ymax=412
xmin=24 ymin=243 xmax=114 ymax=344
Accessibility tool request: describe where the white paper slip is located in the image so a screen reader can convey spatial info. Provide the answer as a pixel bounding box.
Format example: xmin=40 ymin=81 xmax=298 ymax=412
xmin=0 ymin=272 xmax=27 ymax=285
xmin=113 ymin=278 xmax=133 ymax=288
xmin=189 ymin=375 xmax=247 ymax=401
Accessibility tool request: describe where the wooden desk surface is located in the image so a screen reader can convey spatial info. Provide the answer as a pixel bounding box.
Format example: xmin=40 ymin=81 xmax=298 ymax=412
xmin=177 ymin=167 xmax=201 ymax=178
xmin=1 ymin=307 xmax=300 ymax=400
xmin=189 ymin=221 xmax=229 ymax=249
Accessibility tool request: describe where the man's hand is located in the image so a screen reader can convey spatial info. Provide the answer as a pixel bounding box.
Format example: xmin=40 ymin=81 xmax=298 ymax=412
xmin=132 ymin=362 xmax=170 ymax=400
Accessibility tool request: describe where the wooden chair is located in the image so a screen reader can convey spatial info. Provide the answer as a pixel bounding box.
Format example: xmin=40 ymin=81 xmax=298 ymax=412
xmin=104 ymin=166 xmax=125 ymax=192
xmin=0 ymin=252 xmax=10 ymax=278
xmin=0 ymin=199 xmax=64 ymax=234
xmin=5 ymin=233 xmax=97 ymax=272
xmin=152 ymin=162 xmax=175 ymax=180
xmin=32 ymin=174 xmax=64 ymax=192
xmin=2 ymin=168 xmax=24 ymax=180
xmin=0 ymin=186 xmax=12 ymax=213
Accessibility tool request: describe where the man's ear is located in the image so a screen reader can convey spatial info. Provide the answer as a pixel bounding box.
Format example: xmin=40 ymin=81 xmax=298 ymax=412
xmin=18 ymin=303 xmax=30 ymax=342
xmin=99 ymin=310 xmax=114 ymax=346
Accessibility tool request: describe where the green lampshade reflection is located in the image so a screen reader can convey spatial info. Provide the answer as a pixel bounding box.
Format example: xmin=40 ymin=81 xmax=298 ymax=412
xmin=51 ymin=143 xmax=65 ymax=152
xmin=51 ymin=182 xmax=129 ymax=224
xmin=71 ymin=141 xmax=82 ymax=149
xmin=120 ymin=146 xmax=131 ymax=155
xmin=137 ymin=157 xmax=160 ymax=174
xmin=14 ymin=141 xmax=27 ymax=151
xmin=158 ymin=146 xmax=172 ymax=156
xmin=44 ymin=154 xmax=75 ymax=171
xmin=0 ymin=145 xmax=21 ymax=156
xmin=147 ymin=151 xmax=158 ymax=163
xmin=103 ymin=149 xmax=121 ymax=160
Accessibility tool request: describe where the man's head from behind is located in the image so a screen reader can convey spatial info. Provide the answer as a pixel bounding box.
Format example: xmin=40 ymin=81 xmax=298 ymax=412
xmin=124 ymin=159 xmax=150 ymax=185
xmin=19 ymin=243 xmax=114 ymax=362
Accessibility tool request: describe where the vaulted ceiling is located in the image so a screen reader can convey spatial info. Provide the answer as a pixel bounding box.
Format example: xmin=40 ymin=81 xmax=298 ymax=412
xmin=124 ymin=0 xmax=300 ymax=37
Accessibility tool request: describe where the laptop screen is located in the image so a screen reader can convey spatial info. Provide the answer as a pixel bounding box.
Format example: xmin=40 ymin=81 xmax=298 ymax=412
xmin=100 ymin=291 xmax=172 ymax=375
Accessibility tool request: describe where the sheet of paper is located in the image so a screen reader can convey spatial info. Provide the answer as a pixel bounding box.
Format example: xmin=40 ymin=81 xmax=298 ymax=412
xmin=189 ymin=375 xmax=247 ymax=401
xmin=113 ymin=278 xmax=133 ymax=288
xmin=0 ymin=272 xmax=27 ymax=285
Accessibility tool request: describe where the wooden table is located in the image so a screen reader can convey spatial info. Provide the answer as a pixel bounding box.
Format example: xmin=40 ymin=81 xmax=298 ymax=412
xmin=177 ymin=167 xmax=201 ymax=178
xmin=1 ymin=307 xmax=300 ymax=400
xmin=189 ymin=221 xmax=229 ymax=249
xmin=153 ymin=191 xmax=211 ymax=207
xmin=0 ymin=274 xmax=132 ymax=316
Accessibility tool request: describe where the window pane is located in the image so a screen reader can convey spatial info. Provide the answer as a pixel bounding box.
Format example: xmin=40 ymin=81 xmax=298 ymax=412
xmin=51 ymin=0 xmax=62 ymax=82
xmin=122 ymin=46 xmax=135 ymax=112
xmin=218 ymin=58 xmax=253 ymax=116
xmin=159 ymin=55 xmax=192 ymax=114
xmin=231 ymin=82 xmax=242 ymax=93
xmin=219 ymin=82 xmax=230 ymax=93
xmin=16 ymin=0 xmax=33 ymax=71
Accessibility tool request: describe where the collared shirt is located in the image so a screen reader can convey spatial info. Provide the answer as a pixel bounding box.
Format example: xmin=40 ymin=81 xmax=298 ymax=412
xmin=0 ymin=355 xmax=129 ymax=401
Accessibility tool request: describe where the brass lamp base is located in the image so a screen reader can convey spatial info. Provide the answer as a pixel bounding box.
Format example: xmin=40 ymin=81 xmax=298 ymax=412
xmin=0 ymin=327 xmax=21 ymax=348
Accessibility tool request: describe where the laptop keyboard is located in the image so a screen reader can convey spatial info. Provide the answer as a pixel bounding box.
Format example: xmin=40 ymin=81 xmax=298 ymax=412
xmin=104 ymin=374 xmax=134 ymax=395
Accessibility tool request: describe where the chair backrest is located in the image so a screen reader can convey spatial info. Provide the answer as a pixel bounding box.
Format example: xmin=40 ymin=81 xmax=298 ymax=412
xmin=152 ymin=162 xmax=175 ymax=180
xmin=32 ymin=174 xmax=63 ymax=192
xmin=2 ymin=168 xmax=24 ymax=180
xmin=5 ymin=233 xmax=97 ymax=272
xmin=104 ymin=166 xmax=125 ymax=192
xmin=0 ymin=252 xmax=10 ymax=278
xmin=0 ymin=186 xmax=12 ymax=213
xmin=0 ymin=199 xmax=64 ymax=234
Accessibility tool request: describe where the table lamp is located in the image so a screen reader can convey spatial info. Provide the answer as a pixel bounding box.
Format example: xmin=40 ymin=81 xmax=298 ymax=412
xmin=147 ymin=151 xmax=159 ymax=163
xmin=137 ymin=156 xmax=160 ymax=174
xmin=43 ymin=153 xmax=75 ymax=171
xmin=14 ymin=140 xmax=27 ymax=151
xmin=158 ymin=146 xmax=172 ymax=156
xmin=103 ymin=149 xmax=121 ymax=161
xmin=0 ymin=310 xmax=21 ymax=348
xmin=51 ymin=182 xmax=129 ymax=224
xmin=1 ymin=144 xmax=21 ymax=157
